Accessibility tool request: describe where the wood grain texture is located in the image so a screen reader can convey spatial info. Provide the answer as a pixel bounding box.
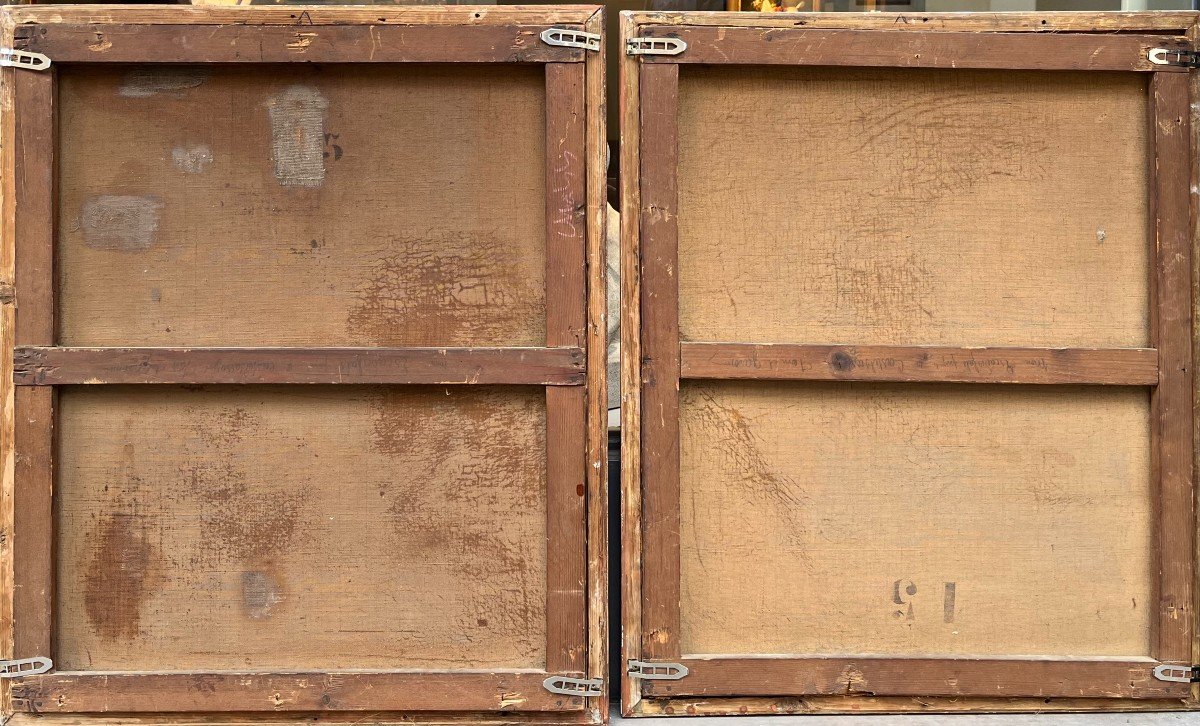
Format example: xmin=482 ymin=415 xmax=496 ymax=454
xmin=57 ymin=65 xmax=547 ymax=347
xmin=679 ymin=382 xmax=1153 ymax=660
xmin=12 ymin=387 xmax=51 ymax=662
xmin=642 ymin=657 xmax=1189 ymax=699
xmin=633 ymin=695 xmax=1191 ymax=716
xmin=623 ymin=11 xmax=1196 ymax=34
xmin=3 ymin=6 xmax=601 ymax=27
xmin=639 ymin=27 xmax=1189 ymax=71
xmin=12 ymin=69 xmax=53 ymax=347
xmin=11 ymin=67 xmax=54 ymax=663
xmin=1149 ymin=70 xmax=1194 ymax=664
xmin=544 ymin=60 xmax=589 ymax=677
xmin=13 ymin=346 xmax=585 ymax=386
xmin=680 ymin=343 xmax=1159 ymax=385
xmin=545 ymin=62 xmax=588 ymax=353
xmin=676 ymin=66 xmax=1152 ymax=348
xmin=638 ymin=62 xmax=680 ymax=664
xmin=1 ymin=8 xmax=1186 ymax=34
xmin=15 ymin=24 xmax=584 ymax=64
xmin=55 ymin=386 xmax=547 ymax=671
xmin=581 ymin=8 xmax=608 ymax=720
xmin=0 ymin=29 xmax=15 ymax=717
xmin=5 ymin=714 xmax=600 ymax=726
xmin=619 ymin=9 xmax=645 ymax=716
xmin=546 ymin=385 xmax=587 ymax=675
xmin=1186 ymin=17 xmax=1200 ymax=711
xmin=12 ymin=672 xmax=577 ymax=713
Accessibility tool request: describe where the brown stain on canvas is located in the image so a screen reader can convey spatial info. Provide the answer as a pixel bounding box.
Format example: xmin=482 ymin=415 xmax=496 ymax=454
xmin=80 ymin=196 xmax=164 ymax=252
xmin=683 ymin=386 xmax=811 ymax=554
xmin=371 ymin=388 xmax=546 ymax=655
xmin=193 ymin=407 xmax=255 ymax=448
xmin=1029 ymin=449 xmax=1091 ymax=507
xmin=845 ymin=82 xmax=1047 ymax=205
xmin=266 ymin=84 xmax=329 ymax=188
xmin=118 ymin=67 xmax=209 ymax=98
xmin=828 ymin=246 xmax=934 ymax=333
xmin=687 ymin=387 xmax=805 ymax=509
xmin=347 ymin=234 xmax=543 ymax=346
xmin=179 ymin=403 xmax=308 ymax=564
xmin=186 ymin=460 xmax=305 ymax=562
xmin=85 ymin=512 xmax=167 ymax=640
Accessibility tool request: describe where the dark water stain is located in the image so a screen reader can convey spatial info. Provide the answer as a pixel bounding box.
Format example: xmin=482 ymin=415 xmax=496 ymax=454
xmin=84 ymin=512 xmax=167 ymax=640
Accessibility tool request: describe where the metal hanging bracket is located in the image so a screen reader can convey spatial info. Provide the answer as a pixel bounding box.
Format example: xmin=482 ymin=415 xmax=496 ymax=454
xmin=0 ymin=656 xmax=52 ymax=678
xmin=1153 ymin=664 xmax=1200 ymax=683
xmin=1149 ymin=47 xmax=1200 ymax=69
xmin=0 ymin=49 xmax=50 ymax=71
xmin=626 ymin=37 xmax=687 ymax=57
xmin=540 ymin=28 xmax=601 ymax=53
xmin=542 ymin=675 xmax=604 ymax=697
xmin=628 ymin=659 xmax=688 ymax=680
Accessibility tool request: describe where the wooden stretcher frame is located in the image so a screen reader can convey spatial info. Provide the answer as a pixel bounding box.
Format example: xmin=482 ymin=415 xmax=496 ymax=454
xmin=620 ymin=10 xmax=1200 ymax=717
xmin=0 ymin=5 xmax=608 ymax=722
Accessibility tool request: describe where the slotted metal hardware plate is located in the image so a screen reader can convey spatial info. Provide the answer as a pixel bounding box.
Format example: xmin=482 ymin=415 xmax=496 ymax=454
xmin=0 ymin=657 xmax=53 ymax=678
xmin=0 ymin=49 xmax=51 ymax=71
xmin=628 ymin=659 xmax=688 ymax=680
xmin=1149 ymin=47 xmax=1200 ymax=68
xmin=626 ymin=37 xmax=687 ymax=56
xmin=542 ymin=675 xmax=604 ymax=697
xmin=540 ymin=28 xmax=601 ymax=52
xmin=1153 ymin=664 xmax=1200 ymax=683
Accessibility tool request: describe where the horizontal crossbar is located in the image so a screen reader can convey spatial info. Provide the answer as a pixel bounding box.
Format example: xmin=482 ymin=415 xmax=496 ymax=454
xmin=642 ymin=656 xmax=1187 ymax=699
xmin=680 ymin=343 xmax=1159 ymax=385
xmin=637 ymin=26 xmax=1188 ymax=71
xmin=14 ymin=346 xmax=585 ymax=386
